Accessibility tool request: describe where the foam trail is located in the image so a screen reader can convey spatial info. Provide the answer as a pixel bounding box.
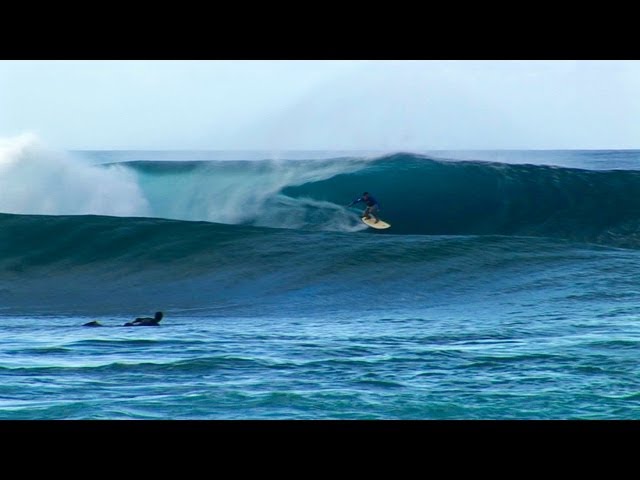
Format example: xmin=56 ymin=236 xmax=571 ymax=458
xmin=0 ymin=134 xmax=149 ymax=216
xmin=257 ymin=195 xmax=368 ymax=232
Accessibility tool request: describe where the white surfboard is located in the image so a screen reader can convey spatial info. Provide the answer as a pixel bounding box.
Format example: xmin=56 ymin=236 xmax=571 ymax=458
xmin=361 ymin=217 xmax=391 ymax=229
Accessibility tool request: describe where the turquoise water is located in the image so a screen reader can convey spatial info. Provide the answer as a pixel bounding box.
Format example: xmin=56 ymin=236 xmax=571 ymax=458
xmin=1 ymin=150 xmax=640 ymax=419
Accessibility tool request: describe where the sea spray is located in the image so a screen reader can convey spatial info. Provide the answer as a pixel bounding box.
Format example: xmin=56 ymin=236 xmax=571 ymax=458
xmin=0 ymin=134 xmax=149 ymax=217
xmin=125 ymin=158 xmax=370 ymax=230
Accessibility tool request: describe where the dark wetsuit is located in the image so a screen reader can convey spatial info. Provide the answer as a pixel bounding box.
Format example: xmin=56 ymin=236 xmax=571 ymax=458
xmin=82 ymin=320 xmax=103 ymax=327
xmin=349 ymin=195 xmax=380 ymax=220
xmin=124 ymin=312 xmax=163 ymax=327
xmin=351 ymin=195 xmax=379 ymax=208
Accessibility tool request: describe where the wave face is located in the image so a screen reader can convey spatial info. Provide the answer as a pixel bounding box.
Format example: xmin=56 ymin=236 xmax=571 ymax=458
xmin=282 ymin=154 xmax=640 ymax=245
xmin=0 ymin=212 xmax=608 ymax=315
xmin=112 ymin=154 xmax=640 ymax=247
xmin=2 ymin=137 xmax=640 ymax=246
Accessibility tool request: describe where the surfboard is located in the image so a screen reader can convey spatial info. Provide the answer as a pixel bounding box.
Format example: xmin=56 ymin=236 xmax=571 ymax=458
xmin=361 ymin=217 xmax=391 ymax=229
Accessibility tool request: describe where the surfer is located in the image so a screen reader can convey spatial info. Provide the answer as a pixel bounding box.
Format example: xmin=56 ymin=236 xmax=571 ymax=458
xmin=124 ymin=311 xmax=164 ymax=327
xmin=82 ymin=320 xmax=103 ymax=327
xmin=347 ymin=192 xmax=380 ymax=223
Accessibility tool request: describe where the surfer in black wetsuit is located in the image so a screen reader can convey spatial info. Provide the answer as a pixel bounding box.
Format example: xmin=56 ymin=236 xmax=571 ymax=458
xmin=347 ymin=192 xmax=380 ymax=223
xmin=82 ymin=320 xmax=103 ymax=327
xmin=124 ymin=311 xmax=164 ymax=327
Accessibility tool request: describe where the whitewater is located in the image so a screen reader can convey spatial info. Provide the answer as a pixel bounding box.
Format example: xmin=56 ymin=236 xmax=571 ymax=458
xmin=2 ymin=135 xmax=640 ymax=419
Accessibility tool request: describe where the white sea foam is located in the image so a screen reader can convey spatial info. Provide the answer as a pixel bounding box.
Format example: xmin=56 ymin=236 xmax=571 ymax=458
xmin=131 ymin=157 xmax=370 ymax=231
xmin=0 ymin=134 xmax=150 ymax=217
xmin=0 ymin=134 xmax=369 ymax=231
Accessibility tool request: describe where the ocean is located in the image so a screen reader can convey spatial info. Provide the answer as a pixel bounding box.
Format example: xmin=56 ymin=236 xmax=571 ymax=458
xmin=2 ymin=143 xmax=640 ymax=419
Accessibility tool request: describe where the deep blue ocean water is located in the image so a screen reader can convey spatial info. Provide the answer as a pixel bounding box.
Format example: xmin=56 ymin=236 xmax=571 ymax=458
xmin=2 ymin=148 xmax=640 ymax=419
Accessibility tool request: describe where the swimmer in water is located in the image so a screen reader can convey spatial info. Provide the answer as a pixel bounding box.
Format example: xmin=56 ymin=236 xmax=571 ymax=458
xmin=123 ymin=311 xmax=164 ymax=327
xmin=82 ymin=320 xmax=103 ymax=327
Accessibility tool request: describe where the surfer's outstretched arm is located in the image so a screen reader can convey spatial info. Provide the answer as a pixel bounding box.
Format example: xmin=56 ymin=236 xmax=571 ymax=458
xmin=347 ymin=197 xmax=363 ymax=207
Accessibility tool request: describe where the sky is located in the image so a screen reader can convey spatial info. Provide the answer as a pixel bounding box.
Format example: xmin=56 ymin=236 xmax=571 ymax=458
xmin=0 ymin=60 xmax=638 ymax=150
